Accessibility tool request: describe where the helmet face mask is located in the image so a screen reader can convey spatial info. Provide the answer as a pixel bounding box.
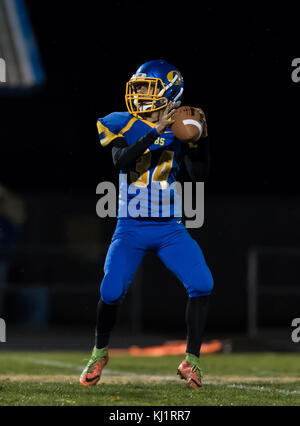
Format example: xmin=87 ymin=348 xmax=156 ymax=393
xmin=125 ymin=76 xmax=168 ymax=116
xmin=125 ymin=60 xmax=184 ymax=118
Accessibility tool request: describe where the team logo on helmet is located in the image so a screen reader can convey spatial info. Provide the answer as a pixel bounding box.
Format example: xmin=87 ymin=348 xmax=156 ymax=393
xmin=167 ymin=70 xmax=183 ymax=85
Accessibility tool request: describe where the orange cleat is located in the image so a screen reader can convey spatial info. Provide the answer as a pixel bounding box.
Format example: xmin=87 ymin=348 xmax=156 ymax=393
xmin=80 ymin=346 xmax=109 ymax=386
xmin=177 ymin=357 xmax=203 ymax=389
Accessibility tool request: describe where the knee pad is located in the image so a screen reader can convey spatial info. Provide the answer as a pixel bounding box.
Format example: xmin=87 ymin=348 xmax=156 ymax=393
xmin=100 ymin=273 xmax=126 ymax=305
xmin=186 ymin=264 xmax=214 ymax=297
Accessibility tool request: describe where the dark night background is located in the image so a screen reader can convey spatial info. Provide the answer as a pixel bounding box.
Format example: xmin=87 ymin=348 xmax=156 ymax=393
xmin=1 ymin=1 xmax=299 ymax=195
xmin=1 ymin=1 xmax=300 ymax=348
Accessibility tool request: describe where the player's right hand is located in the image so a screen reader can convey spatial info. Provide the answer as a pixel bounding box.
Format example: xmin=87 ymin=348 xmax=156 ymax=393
xmin=155 ymin=102 xmax=178 ymax=135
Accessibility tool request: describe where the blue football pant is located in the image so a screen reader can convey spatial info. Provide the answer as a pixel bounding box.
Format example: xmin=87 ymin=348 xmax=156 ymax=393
xmin=100 ymin=218 xmax=214 ymax=305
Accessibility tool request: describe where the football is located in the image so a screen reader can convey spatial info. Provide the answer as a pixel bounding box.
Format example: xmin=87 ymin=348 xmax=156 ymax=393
xmin=171 ymin=106 xmax=203 ymax=142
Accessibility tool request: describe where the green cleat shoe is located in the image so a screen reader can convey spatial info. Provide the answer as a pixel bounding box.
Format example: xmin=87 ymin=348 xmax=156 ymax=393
xmin=80 ymin=346 xmax=109 ymax=386
xmin=177 ymin=353 xmax=203 ymax=389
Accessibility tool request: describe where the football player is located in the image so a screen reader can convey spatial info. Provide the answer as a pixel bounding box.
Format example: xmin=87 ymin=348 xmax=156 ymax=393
xmin=80 ymin=60 xmax=213 ymax=389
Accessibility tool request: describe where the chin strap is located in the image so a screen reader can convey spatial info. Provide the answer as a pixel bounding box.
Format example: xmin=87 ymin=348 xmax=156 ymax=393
xmin=172 ymin=100 xmax=182 ymax=108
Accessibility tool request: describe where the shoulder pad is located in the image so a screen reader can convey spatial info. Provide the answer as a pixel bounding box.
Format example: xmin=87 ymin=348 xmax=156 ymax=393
xmin=97 ymin=112 xmax=134 ymax=147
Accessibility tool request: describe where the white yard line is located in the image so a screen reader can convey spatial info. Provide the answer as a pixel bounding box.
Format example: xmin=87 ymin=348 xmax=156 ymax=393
xmin=7 ymin=355 xmax=300 ymax=396
xmin=10 ymin=356 xmax=84 ymax=371
xmin=9 ymin=355 xmax=176 ymax=379
xmin=225 ymin=383 xmax=300 ymax=396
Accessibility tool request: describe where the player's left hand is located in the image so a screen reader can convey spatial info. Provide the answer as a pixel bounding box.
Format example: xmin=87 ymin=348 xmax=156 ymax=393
xmin=195 ymin=107 xmax=208 ymax=137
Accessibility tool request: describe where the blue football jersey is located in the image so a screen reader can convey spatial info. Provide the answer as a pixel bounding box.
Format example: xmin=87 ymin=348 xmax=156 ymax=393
xmin=97 ymin=112 xmax=184 ymax=218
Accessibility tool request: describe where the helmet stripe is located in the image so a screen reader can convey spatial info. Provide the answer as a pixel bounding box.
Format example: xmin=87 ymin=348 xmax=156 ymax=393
xmin=173 ymin=87 xmax=184 ymax=102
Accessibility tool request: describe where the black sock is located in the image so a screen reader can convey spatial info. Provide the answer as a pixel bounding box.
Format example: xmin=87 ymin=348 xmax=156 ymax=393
xmin=185 ymin=295 xmax=210 ymax=358
xmin=95 ymin=299 xmax=119 ymax=349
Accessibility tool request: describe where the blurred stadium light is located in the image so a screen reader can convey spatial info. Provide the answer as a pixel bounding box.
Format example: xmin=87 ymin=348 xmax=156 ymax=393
xmin=247 ymin=246 xmax=300 ymax=338
xmin=0 ymin=0 xmax=44 ymax=89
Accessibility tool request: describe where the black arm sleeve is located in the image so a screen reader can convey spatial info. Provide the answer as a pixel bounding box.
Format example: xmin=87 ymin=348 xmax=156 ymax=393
xmin=183 ymin=136 xmax=210 ymax=181
xmin=111 ymin=130 xmax=158 ymax=170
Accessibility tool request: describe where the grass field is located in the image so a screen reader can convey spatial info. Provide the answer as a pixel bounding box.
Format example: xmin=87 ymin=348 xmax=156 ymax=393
xmin=0 ymin=351 xmax=299 ymax=406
